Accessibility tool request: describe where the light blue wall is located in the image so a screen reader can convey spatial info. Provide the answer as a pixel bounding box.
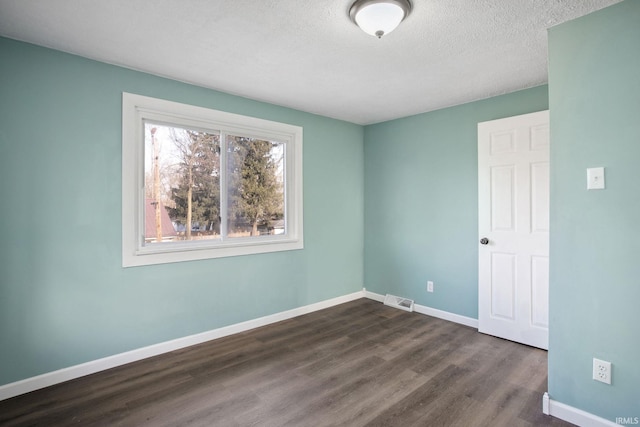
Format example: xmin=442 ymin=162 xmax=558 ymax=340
xmin=363 ymin=87 xmax=548 ymax=318
xmin=548 ymin=0 xmax=640 ymax=421
xmin=0 ymin=37 xmax=364 ymax=386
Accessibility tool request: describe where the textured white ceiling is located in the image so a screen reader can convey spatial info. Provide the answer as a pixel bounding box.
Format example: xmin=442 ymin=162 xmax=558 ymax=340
xmin=0 ymin=0 xmax=622 ymax=124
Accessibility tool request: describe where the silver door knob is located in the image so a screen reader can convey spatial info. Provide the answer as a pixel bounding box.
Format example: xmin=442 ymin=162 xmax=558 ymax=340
xmin=480 ymin=238 xmax=489 ymax=245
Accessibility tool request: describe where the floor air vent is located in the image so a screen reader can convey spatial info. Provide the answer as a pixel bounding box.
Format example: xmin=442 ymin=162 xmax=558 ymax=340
xmin=383 ymin=294 xmax=415 ymax=312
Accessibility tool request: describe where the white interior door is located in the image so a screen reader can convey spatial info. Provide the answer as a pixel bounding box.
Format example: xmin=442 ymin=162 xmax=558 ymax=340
xmin=478 ymin=110 xmax=549 ymax=350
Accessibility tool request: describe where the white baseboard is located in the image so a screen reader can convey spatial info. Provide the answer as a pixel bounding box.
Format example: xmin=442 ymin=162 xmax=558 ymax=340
xmin=413 ymin=303 xmax=479 ymax=328
xmin=363 ymin=289 xmax=479 ymax=328
xmin=363 ymin=289 xmax=385 ymax=302
xmin=543 ymin=392 xmax=619 ymax=427
xmin=0 ymin=290 xmax=364 ymax=402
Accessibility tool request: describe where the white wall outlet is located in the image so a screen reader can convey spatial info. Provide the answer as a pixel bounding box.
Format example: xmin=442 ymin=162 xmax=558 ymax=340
xmin=427 ymin=281 xmax=434 ymax=293
xmin=593 ymin=358 xmax=612 ymax=384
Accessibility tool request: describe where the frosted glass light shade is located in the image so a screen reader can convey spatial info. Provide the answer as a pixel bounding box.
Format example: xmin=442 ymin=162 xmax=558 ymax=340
xmin=350 ymin=0 xmax=411 ymax=38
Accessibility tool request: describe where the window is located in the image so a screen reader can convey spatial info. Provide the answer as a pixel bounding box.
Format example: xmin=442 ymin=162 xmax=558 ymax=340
xmin=122 ymin=93 xmax=303 ymax=267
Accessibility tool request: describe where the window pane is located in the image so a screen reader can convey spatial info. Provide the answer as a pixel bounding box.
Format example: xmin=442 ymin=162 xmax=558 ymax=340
xmin=226 ymin=135 xmax=285 ymax=238
xmin=144 ymin=122 xmax=220 ymax=244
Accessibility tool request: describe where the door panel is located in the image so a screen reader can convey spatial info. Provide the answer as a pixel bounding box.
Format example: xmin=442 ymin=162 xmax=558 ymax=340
xmin=530 ymin=124 xmax=550 ymax=151
xmin=531 ymin=162 xmax=550 ymax=233
xmin=491 ymin=165 xmax=515 ymax=231
xmin=491 ymin=253 xmax=516 ymax=320
xmin=531 ymin=255 xmax=550 ymax=328
xmin=478 ymin=110 xmax=549 ymax=350
xmin=490 ymin=130 xmax=516 ymax=154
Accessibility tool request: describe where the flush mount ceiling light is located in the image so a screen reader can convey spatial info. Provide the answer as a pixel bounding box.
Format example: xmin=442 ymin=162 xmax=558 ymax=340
xmin=349 ymin=0 xmax=412 ymax=39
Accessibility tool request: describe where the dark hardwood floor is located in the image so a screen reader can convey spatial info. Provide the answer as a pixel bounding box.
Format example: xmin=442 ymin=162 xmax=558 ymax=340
xmin=0 ymin=299 xmax=573 ymax=426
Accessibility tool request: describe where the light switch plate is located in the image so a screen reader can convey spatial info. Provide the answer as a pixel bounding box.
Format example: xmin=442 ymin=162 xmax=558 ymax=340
xmin=587 ymin=167 xmax=605 ymax=190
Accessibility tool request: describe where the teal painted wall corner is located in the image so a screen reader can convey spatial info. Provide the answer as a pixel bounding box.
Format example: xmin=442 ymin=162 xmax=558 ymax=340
xmin=0 ymin=37 xmax=364 ymax=386
xmin=363 ymin=86 xmax=549 ymax=319
xmin=548 ymin=0 xmax=640 ymax=421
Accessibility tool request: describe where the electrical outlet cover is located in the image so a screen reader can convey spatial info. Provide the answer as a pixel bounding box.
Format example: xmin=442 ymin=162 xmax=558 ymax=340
xmin=593 ymin=358 xmax=612 ymax=384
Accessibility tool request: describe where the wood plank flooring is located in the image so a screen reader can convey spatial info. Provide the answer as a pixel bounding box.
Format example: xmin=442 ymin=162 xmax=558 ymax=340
xmin=0 ymin=299 xmax=573 ymax=426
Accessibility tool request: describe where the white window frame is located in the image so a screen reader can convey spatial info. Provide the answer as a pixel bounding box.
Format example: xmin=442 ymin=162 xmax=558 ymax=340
xmin=122 ymin=92 xmax=303 ymax=267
